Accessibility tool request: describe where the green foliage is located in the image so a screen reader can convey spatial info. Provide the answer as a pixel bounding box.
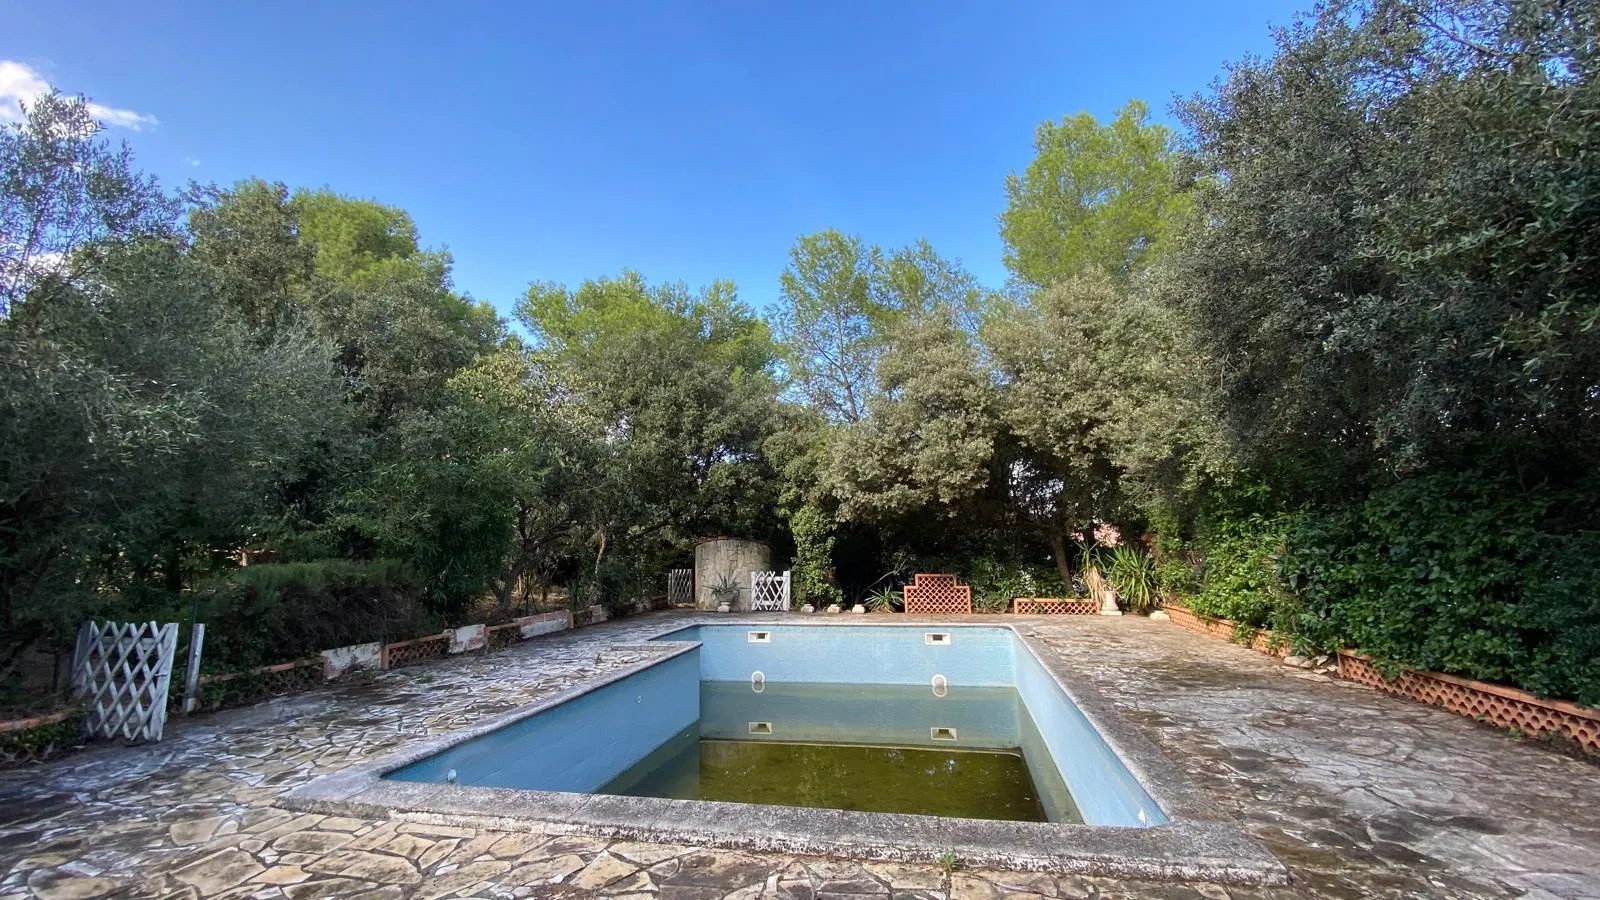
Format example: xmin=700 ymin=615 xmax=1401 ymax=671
xmin=0 ymin=714 xmax=81 ymax=765
xmin=948 ymin=556 xmax=1066 ymax=613
xmin=0 ymin=92 xmax=176 ymax=315
xmin=706 ymin=570 xmax=742 ymax=606
xmin=573 ymin=554 xmax=652 ymax=615
xmin=1188 ymin=500 xmax=1300 ymax=632
xmin=1285 ymin=468 xmax=1600 ymax=706
xmin=771 ymin=231 xmax=995 ymax=425
xmin=1153 ymin=560 xmax=1198 ymax=602
xmin=191 ymin=560 xmax=432 ymax=670
xmin=983 ymin=270 xmax=1228 ymax=575
xmin=863 ymin=587 xmax=900 ymax=613
xmin=789 ymin=504 xmax=841 ymax=608
xmin=1171 ymin=0 xmax=1600 ymax=486
xmin=1105 ymin=545 xmax=1159 ymax=615
xmin=1000 ymin=100 xmax=1189 ymax=287
xmin=819 ymin=309 xmax=999 ymax=524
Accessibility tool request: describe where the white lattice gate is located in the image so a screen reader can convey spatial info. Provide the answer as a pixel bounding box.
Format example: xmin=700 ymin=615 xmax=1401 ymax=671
xmin=73 ymin=620 xmax=180 ymax=743
xmin=749 ymin=570 xmax=791 ymax=611
xmin=667 ymin=568 xmax=694 ymax=606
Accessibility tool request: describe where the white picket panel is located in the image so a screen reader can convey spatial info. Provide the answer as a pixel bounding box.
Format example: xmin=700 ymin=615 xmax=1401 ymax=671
xmin=749 ymin=570 xmax=791 ymax=611
xmin=73 ymin=620 xmax=180 ymax=743
xmin=667 ymin=568 xmax=694 ymax=606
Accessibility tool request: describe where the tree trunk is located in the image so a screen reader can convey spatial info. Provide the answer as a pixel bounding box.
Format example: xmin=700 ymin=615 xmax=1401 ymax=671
xmin=1047 ymin=528 xmax=1074 ymax=587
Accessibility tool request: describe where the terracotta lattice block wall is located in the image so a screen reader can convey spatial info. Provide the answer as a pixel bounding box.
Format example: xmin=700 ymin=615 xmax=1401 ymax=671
xmin=382 ymin=633 xmax=450 ymax=669
xmin=1337 ymin=652 xmax=1600 ymax=755
xmin=485 ymin=624 xmax=520 ymax=652
xmin=1013 ymin=598 xmax=1097 ymax=615
xmin=183 ymin=658 xmax=324 ymax=714
xmin=1163 ymin=605 xmax=1290 ymax=658
xmin=903 ymin=573 xmax=973 ymax=614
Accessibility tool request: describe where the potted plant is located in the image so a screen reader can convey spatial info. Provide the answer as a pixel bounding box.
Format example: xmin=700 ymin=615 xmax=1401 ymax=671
xmin=708 ymin=570 xmax=741 ymax=612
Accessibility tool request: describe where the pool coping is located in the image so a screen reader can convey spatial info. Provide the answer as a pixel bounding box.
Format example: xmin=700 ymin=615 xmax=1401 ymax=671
xmin=279 ymin=616 xmax=1288 ymax=885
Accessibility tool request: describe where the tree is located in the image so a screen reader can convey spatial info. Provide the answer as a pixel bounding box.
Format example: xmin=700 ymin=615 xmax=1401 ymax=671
xmin=982 ymin=270 xmax=1227 ymax=580
xmin=999 ymin=100 xmax=1187 ymax=288
xmin=0 ymin=92 xmax=176 ymax=315
xmin=771 ymin=230 xmax=997 ymax=425
xmin=1171 ymin=0 xmax=1600 ymax=492
xmin=518 ymin=272 xmax=785 ymax=598
xmin=771 ymin=231 xmax=887 ymax=423
xmin=335 ymin=347 xmax=596 ymax=619
xmin=819 ymin=310 xmax=1000 ymax=524
xmin=185 ymin=181 xmax=501 ymax=431
xmin=1 ymin=239 xmax=348 ymax=674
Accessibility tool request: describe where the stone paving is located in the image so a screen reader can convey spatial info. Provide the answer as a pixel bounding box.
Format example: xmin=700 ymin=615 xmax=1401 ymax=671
xmin=2 ymin=612 xmax=1598 ymax=900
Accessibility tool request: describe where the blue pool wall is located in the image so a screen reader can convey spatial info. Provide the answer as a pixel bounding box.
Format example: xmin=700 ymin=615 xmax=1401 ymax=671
xmin=387 ymin=647 xmax=700 ymax=792
xmin=697 ymin=681 xmax=1024 ymax=748
xmin=655 ymin=624 xmax=1166 ymax=827
xmin=1008 ymin=637 xmax=1166 ymax=826
xmin=659 ymin=624 xmax=1016 ymax=687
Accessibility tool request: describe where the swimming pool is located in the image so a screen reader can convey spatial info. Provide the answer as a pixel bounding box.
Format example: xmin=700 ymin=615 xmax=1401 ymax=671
xmin=283 ymin=617 xmax=1286 ymax=883
xmin=387 ymin=625 xmax=1162 ymax=827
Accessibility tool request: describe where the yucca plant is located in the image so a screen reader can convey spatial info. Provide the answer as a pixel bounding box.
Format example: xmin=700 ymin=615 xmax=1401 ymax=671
xmin=708 ymin=570 xmax=741 ymax=607
xmin=864 ymin=587 xmax=901 ymax=613
xmin=1106 ymin=545 xmax=1159 ymax=614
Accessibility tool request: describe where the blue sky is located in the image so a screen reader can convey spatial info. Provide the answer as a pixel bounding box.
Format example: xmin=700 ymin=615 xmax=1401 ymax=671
xmin=3 ymin=1 xmax=1302 ymax=318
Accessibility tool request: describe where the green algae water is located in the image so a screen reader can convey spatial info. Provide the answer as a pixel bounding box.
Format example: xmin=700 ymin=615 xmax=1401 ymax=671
xmin=598 ymin=681 xmax=1078 ymax=823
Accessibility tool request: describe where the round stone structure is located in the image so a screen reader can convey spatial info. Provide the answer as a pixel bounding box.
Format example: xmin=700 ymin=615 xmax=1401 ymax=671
xmin=693 ymin=537 xmax=772 ymax=611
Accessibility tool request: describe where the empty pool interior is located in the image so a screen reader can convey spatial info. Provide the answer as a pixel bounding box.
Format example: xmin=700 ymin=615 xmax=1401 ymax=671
xmin=386 ymin=625 xmax=1166 ymax=827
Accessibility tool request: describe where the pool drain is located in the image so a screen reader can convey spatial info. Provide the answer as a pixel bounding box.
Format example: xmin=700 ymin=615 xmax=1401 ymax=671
xmin=931 ymin=673 xmax=948 ymax=697
xmin=750 ymin=670 xmax=765 ymax=693
xmin=930 ymin=726 xmax=958 ymax=741
xmin=749 ymin=721 xmax=773 ymax=735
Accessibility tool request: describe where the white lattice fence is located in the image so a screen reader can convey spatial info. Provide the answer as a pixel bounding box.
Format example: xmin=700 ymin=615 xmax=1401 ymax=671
xmin=749 ymin=570 xmax=791 ymax=611
xmin=73 ymin=620 xmax=179 ymax=743
xmin=667 ymin=568 xmax=694 ymax=606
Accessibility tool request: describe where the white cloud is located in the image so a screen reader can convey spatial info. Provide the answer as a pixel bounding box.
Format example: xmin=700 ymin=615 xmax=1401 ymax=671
xmin=185 ymin=156 xmax=202 ymax=167
xmin=0 ymin=59 xmax=158 ymax=130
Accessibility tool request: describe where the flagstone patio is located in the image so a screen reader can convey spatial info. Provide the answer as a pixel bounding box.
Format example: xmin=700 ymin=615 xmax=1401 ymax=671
xmin=2 ymin=612 xmax=1598 ymax=900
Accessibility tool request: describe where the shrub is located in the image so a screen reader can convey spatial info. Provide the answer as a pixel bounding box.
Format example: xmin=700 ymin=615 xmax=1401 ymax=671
xmin=1286 ymin=469 xmax=1600 ymax=706
xmin=1189 ymin=505 xmax=1300 ymax=631
xmin=1105 ymin=545 xmax=1159 ymax=614
xmin=571 ymin=555 xmax=652 ymax=616
xmin=961 ymin=557 xmax=1065 ymax=612
xmin=190 ymin=559 xmax=433 ymax=671
xmin=790 ymin=505 xmax=842 ymax=608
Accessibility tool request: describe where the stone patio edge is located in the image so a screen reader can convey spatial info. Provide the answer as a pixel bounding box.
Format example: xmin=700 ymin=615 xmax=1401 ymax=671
xmin=278 ymin=614 xmax=1290 ymax=886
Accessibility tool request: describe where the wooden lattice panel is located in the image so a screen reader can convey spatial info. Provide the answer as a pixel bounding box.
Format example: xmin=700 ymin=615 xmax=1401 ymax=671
xmin=749 ymin=570 xmax=791 ymax=611
xmin=383 ymin=633 xmax=450 ymax=669
xmin=73 ymin=620 xmax=179 ymax=743
xmin=1337 ymin=653 xmax=1600 ymax=755
xmin=1014 ymin=598 xmax=1097 ymax=615
xmin=903 ymin=573 xmax=972 ymax=614
xmin=667 ymin=568 xmax=694 ymax=606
